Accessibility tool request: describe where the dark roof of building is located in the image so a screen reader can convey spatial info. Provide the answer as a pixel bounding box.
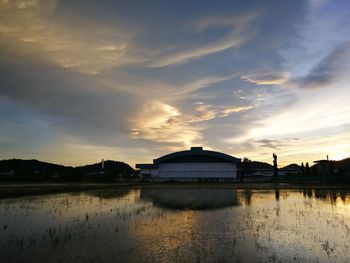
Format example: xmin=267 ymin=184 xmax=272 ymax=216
xmin=135 ymin=163 xmax=158 ymax=169
xmin=154 ymin=147 xmax=241 ymax=164
xmin=136 ymin=147 xmax=240 ymax=168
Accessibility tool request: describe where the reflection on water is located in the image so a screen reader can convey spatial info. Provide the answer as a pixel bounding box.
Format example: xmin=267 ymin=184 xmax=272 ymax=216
xmin=140 ymin=188 xmax=238 ymax=210
xmin=83 ymin=188 xmax=132 ymax=199
xmin=275 ymin=189 xmax=280 ymax=201
xmin=243 ymin=189 xmax=253 ymax=205
xmin=1 ymin=188 xmax=350 ymax=263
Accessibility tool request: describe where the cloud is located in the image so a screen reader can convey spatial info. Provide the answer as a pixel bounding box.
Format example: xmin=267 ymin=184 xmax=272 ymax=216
xmin=0 ymin=0 xmax=138 ymax=74
xmin=148 ymin=13 xmax=258 ymax=67
xmin=129 ymin=101 xmax=203 ymax=147
xmin=188 ymin=102 xmax=218 ymax=123
xmin=253 ymin=138 xmax=299 ymax=150
xmin=248 ymin=132 xmax=350 ymax=166
xmin=193 ymin=12 xmax=259 ymax=32
xmin=229 ymin=79 xmax=350 ymax=144
xmin=0 ymin=59 xmax=143 ymax=142
xmin=131 ymin=101 xmax=181 ymax=130
xmin=231 ymin=131 xmax=350 ymax=167
xmin=280 ymin=0 xmax=350 ymax=78
xmin=99 ymin=71 xmax=239 ymax=100
xmin=129 ymin=101 xmax=253 ymax=146
xmin=177 ymin=73 xmax=238 ymax=95
xmin=148 ymin=34 xmax=245 ymax=67
xmin=190 ymin=102 xmax=253 ymax=122
xmin=290 ymin=42 xmax=350 ymax=89
xmin=220 ymin=106 xmax=254 ymax=117
xmin=241 ymin=72 xmax=290 ymax=85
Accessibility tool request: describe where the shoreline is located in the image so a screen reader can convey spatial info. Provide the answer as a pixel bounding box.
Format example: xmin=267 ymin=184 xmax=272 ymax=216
xmin=1 ymin=182 xmax=350 ymax=199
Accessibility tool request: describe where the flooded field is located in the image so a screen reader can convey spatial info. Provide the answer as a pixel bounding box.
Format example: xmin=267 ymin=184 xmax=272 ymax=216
xmin=1 ymin=187 xmax=350 ymax=263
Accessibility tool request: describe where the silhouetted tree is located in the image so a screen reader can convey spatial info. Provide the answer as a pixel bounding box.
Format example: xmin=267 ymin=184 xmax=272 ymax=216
xmin=301 ymin=162 xmax=305 ymax=176
xmin=329 ymin=161 xmax=334 ymax=176
xmin=273 ymin=153 xmax=278 ymax=178
xmin=240 ymin=157 xmax=251 ymax=181
xmin=305 ymin=162 xmax=311 ymax=176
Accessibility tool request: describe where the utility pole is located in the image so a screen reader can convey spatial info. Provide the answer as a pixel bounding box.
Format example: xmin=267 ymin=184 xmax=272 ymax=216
xmin=273 ymin=153 xmax=278 ymax=178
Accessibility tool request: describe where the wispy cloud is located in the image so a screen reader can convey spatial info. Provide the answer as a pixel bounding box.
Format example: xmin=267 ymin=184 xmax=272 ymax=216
xmin=253 ymin=138 xmax=299 ymax=150
xmin=289 ymin=42 xmax=350 ymax=89
xmin=98 ymin=72 xmax=239 ymax=100
xmin=241 ymin=72 xmax=290 ymax=85
xmin=192 ymin=12 xmax=259 ymax=32
xmin=220 ymin=106 xmax=254 ymax=116
xmin=0 ymin=0 xmax=138 ymax=74
xmin=148 ymin=34 xmax=246 ymax=67
xmin=148 ymin=13 xmax=258 ymax=67
xmin=177 ymin=73 xmax=238 ymax=95
xmin=280 ymin=0 xmax=350 ymax=78
xmin=129 ymin=101 xmax=253 ymax=146
xmin=189 ymin=102 xmax=253 ymax=123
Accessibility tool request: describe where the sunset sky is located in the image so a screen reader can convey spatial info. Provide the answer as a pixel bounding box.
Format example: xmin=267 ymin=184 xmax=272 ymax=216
xmin=1 ymin=0 xmax=350 ymax=167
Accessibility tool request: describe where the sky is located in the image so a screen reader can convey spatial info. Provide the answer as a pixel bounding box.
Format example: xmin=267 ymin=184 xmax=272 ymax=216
xmin=1 ymin=0 xmax=350 ymax=167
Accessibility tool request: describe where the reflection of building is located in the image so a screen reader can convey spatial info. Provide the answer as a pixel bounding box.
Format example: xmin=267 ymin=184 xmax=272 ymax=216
xmin=136 ymin=147 xmax=240 ymax=181
xmin=140 ymin=188 xmax=238 ymax=210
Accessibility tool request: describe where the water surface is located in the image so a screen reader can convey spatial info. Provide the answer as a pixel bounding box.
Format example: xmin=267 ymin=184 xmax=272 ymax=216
xmin=1 ymin=187 xmax=350 ymax=263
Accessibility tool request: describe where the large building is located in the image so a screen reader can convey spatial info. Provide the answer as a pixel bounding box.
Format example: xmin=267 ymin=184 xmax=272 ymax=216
xmin=136 ymin=147 xmax=240 ymax=181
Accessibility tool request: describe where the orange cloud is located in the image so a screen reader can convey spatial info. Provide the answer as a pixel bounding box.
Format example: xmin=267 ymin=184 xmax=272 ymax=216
xmin=129 ymin=101 xmax=253 ymax=146
xmin=129 ymin=101 xmax=203 ymax=147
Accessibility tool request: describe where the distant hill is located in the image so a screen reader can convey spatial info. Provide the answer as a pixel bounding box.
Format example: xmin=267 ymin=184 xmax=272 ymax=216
xmin=76 ymin=160 xmax=135 ymax=178
xmin=0 ymin=159 xmax=73 ymax=173
xmin=240 ymin=161 xmax=273 ymax=170
xmin=281 ymin=164 xmax=300 ymax=170
xmin=0 ymin=159 xmax=135 ymax=181
xmin=337 ymin=158 xmax=350 ymax=169
xmin=333 ymin=158 xmax=350 ymax=176
xmin=0 ymin=159 xmax=77 ymax=181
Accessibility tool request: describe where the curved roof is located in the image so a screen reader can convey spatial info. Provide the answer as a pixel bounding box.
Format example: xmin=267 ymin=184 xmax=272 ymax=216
xmin=154 ymin=147 xmax=240 ymax=164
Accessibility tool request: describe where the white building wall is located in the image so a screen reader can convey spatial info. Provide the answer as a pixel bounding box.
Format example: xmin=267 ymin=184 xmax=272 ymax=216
xmin=140 ymin=168 xmax=158 ymax=177
xmin=157 ymin=163 xmax=237 ymax=178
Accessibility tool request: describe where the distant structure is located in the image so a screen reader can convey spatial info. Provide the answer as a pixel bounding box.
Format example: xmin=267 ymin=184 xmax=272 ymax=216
xmin=313 ymin=155 xmax=335 ymax=176
xmin=101 ymin=158 xmax=105 ymax=173
xmin=279 ymin=164 xmax=300 ymax=176
xmin=241 ymin=160 xmax=274 ymax=178
xmin=136 ymin=147 xmax=241 ymax=181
